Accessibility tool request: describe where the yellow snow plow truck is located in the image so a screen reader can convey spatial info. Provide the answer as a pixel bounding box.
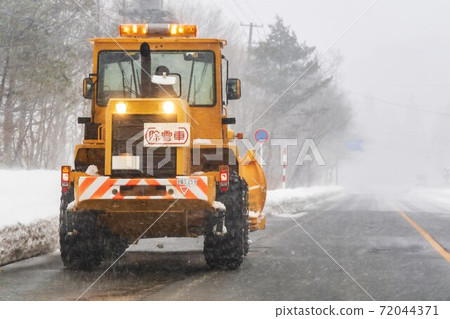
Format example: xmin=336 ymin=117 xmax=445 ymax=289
xmin=59 ymin=23 xmax=266 ymax=270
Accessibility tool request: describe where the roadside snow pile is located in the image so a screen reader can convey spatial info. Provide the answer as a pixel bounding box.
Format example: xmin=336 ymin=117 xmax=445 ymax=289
xmin=407 ymin=188 xmax=450 ymax=206
xmin=0 ymin=170 xmax=60 ymax=266
xmin=0 ymin=218 xmax=59 ymax=266
xmin=265 ymin=186 xmax=345 ymax=215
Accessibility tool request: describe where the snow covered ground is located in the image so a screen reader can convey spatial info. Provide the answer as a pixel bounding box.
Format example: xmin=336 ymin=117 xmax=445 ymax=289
xmin=400 ymin=187 xmax=450 ymax=213
xmin=0 ymin=170 xmax=60 ymax=265
xmin=0 ymin=170 xmax=60 ymax=226
xmin=408 ymin=188 xmax=450 ymax=204
xmin=265 ymin=186 xmax=345 ymax=214
xmin=0 ymin=170 xmax=345 ymax=265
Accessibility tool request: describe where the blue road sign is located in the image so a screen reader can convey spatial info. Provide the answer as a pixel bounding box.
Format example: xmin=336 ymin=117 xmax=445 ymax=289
xmin=347 ymin=139 xmax=364 ymax=151
xmin=255 ymin=129 xmax=269 ymax=143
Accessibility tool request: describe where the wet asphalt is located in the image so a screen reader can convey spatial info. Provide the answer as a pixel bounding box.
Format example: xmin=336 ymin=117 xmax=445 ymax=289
xmin=1 ymin=193 xmax=449 ymax=301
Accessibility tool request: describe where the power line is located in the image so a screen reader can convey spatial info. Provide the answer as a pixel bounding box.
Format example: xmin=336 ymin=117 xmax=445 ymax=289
xmin=349 ymin=91 xmax=450 ymax=118
xmin=363 ymin=117 xmax=450 ymax=144
xmin=221 ymin=0 xmax=244 ymax=23
xmin=229 ymin=0 xmax=253 ymax=23
xmin=251 ymin=0 xmax=379 ymax=126
xmin=353 ymin=83 xmax=450 ymax=88
xmin=231 ymin=0 xmax=256 ymax=23
xmin=243 ymin=0 xmax=263 ymax=23
xmin=242 ymin=0 xmax=267 ymax=38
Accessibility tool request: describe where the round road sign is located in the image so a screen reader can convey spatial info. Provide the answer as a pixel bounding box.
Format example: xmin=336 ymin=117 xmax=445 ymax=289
xmin=254 ymin=129 xmax=269 ymax=143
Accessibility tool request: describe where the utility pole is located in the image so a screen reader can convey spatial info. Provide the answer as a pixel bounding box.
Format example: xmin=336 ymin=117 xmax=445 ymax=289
xmin=121 ymin=0 xmax=126 ymax=23
xmin=240 ymin=22 xmax=263 ymax=49
xmin=335 ymin=160 xmax=339 ymax=185
xmin=96 ymin=0 xmax=101 ymax=34
xmin=282 ymin=146 xmax=287 ymax=189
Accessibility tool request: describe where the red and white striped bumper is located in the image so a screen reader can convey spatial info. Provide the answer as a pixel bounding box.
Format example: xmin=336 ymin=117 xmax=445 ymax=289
xmin=77 ymin=176 xmax=209 ymax=202
xmin=74 ymin=176 xmax=216 ymax=213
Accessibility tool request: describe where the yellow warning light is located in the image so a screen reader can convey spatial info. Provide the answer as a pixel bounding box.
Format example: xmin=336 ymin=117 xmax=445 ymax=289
xmin=62 ymin=166 xmax=70 ymax=173
xmin=169 ymin=24 xmax=196 ymax=37
xmin=119 ymin=24 xmax=148 ymax=37
xmin=119 ymin=23 xmax=197 ymax=38
xmin=170 ymin=24 xmax=178 ymax=35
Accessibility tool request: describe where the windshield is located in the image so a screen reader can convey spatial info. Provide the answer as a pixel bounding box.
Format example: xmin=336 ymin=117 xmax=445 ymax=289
xmin=97 ymin=50 xmax=216 ymax=106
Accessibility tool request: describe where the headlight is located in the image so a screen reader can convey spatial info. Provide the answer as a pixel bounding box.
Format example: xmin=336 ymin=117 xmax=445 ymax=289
xmin=115 ymin=102 xmax=127 ymax=114
xmin=163 ymin=101 xmax=175 ymax=113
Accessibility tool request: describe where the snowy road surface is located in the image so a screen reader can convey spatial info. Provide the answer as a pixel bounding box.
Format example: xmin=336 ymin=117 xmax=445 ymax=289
xmin=1 ymin=193 xmax=450 ymax=300
xmin=0 ymin=168 xmax=342 ymax=266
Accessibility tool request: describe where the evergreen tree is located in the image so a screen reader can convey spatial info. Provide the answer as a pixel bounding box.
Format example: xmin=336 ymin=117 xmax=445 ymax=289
xmin=247 ymin=16 xmax=331 ymax=114
xmin=240 ymin=16 xmax=351 ymax=187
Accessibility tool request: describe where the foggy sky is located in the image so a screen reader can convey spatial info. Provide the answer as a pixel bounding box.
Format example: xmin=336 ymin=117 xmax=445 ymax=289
xmin=209 ymin=0 xmax=450 ymax=191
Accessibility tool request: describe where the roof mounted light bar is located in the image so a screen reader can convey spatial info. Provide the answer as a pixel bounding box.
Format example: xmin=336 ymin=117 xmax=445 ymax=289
xmin=119 ymin=23 xmax=198 ymax=38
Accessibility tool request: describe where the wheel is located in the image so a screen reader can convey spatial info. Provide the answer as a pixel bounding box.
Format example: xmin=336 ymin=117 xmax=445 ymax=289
xmin=101 ymin=227 xmax=128 ymax=261
xmin=204 ymin=171 xmax=249 ymax=269
xmin=59 ymin=189 xmax=103 ymax=270
xmin=243 ymin=183 xmax=250 ymax=256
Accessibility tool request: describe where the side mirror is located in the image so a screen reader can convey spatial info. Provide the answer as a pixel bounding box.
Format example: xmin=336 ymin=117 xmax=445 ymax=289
xmin=226 ymin=78 xmax=241 ymax=100
xmin=83 ymin=78 xmax=93 ymax=99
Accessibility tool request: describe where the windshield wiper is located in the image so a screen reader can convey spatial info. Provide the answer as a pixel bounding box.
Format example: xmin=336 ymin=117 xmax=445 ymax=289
xmin=118 ymin=62 xmax=141 ymax=98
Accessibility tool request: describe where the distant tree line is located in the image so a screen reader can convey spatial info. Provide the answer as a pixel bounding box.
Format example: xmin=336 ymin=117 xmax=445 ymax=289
xmin=0 ymin=0 xmax=110 ymax=168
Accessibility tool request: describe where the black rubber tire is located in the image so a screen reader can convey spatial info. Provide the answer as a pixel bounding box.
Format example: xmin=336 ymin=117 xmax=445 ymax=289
xmin=242 ymin=180 xmax=250 ymax=256
xmin=59 ymin=189 xmax=74 ymax=266
xmin=204 ymin=171 xmax=249 ymax=269
xmin=101 ymin=228 xmax=128 ymax=261
xmin=59 ymin=189 xmax=103 ymax=270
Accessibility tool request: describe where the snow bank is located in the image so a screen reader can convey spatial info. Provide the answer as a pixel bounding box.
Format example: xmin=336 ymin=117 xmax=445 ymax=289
xmin=0 ymin=217 xmax=59 ymax=266
xmin=0 ymin=170 xmax=60 ymax=266
xmin=406 ymin=188 xmax=450 ymax=208
xmin=0 ymin=170 xmax=60 ymax=226
xmin=265 ymin=186 xmax=344 ymax=215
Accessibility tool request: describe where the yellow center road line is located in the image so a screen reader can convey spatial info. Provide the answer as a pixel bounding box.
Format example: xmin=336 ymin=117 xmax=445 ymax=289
xmin=395 ymin=208 xmax=450 ymax=263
